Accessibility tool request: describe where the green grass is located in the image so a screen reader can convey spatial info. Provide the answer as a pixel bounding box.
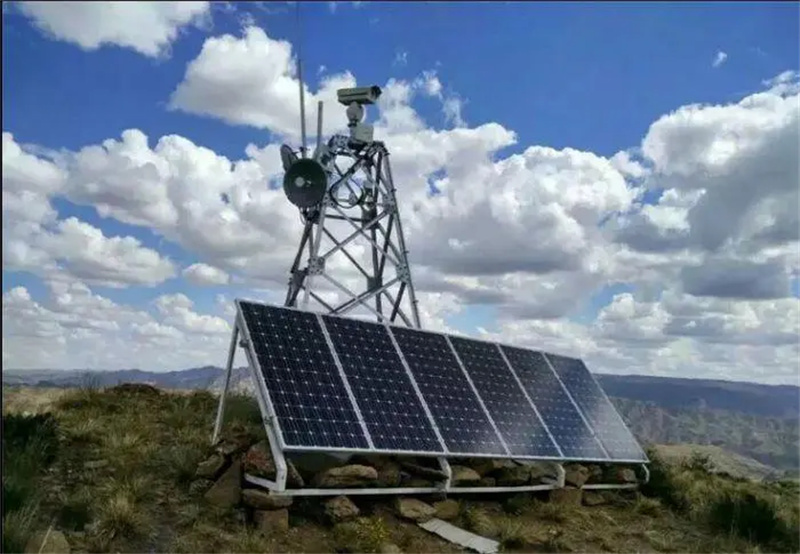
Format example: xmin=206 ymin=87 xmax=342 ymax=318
xmin=4 ymin=386 xmax=798 ymax=554
xmin=641 ymin=447 xmax=799 ymax=552
xmin=332 ymin=515 xmax=391 ymax=553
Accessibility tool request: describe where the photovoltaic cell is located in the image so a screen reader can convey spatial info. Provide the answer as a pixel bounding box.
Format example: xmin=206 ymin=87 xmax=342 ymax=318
xmin=449 ymin=337 xmax=561 ymax=458
xmin=500 ymin=345 xmax=608 ymax=460
xmin=391 ymin=327 xmax=506 ymax=456
xmin=238 ymin=301 xmax=369 ymax=450
xmin=545 ymin=353 xmax=647 ymax=461
xmin=321 ymin=315 xmax=444 ymax=454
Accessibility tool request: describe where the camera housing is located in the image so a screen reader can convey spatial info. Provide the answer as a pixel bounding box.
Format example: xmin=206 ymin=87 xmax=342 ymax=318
xmin=337 ymin=86 xmax=382 ymax=106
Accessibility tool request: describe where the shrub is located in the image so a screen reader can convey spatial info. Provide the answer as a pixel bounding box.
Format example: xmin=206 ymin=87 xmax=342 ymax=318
xmin=497 ymin=518 xmax=528 ymax=549
xmin=333 ymin=516 xmax=390 ymax=553
xmin=2 ymin=413 xmax=60 ymax=514
xmin=708 ymin=489 xmax=796 ymax=550
xmin=640 ymin=449 xmax=691 ymax=513
xmin=2 ymin=503 xmax=39 ymax=553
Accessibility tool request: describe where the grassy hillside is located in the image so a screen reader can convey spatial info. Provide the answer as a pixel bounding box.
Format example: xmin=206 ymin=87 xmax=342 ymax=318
xmin=612 ymin=397 xmax=800 ymax=473
xmin=3 ymin=386 xmax=799 ymax=554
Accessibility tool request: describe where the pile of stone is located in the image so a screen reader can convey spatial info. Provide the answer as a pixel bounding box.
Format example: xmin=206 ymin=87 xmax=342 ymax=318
xmin=192 ymin=430 xmax=641 ymax=534
xmin=549 ymin=463 xmax=640 ymax=507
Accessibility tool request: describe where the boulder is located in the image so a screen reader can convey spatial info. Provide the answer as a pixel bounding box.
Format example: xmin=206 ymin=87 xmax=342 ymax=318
xmin=433 ymin=499 xmax=460 ymax=520
xmin=617 ymin=468 xmax=638 ymax=484
xmin=525 ymin=462 xmax=555 ymax=483
xmin=564 ymin=465 xmax=590 ymax=488
xmin=549 ymin=487 xmax=582 ymax=506
xmin=582 ymin=491 xmax=608 ymax=507
xmin=496 ymin=465 xmax=531 ymax=486
xmin=588 ymin=465 xmax=604 ymax=483
xmin=215 ymin=435 xmax=253 ymax=457
xmin=189 ymin=479 xmax=214 ymax=495
xmin=399 ymin=461 xmax=448 ymax=481
xmin=24 ymin=530 xmax=70 ymax=554
xmin=324 ymin=495 xmax=360 ymax=523
xmin=380 ymin=544 xmax=402 ymax=554
xmin=395 ymin=497 xmax=436 ymax=523
xmin=450 ymin=465 xmax=481 ymax=485
xmin=376 ymin=462 xmax=402 ymax=487
xmin=312 ymin=465 xmax=378 ymax=488
xmin=404 ymin=478 xmax=434 ymax=488
xmin=468 ymin=458 xmax=516 ymax=477
xmin=242 ymin=488 xmax=293 ymax=510
xmin=204 ymin=459 xmax=242 ymax=508
xmin=254 ymin=508 xmax=289 ymax=533
xmin=478 ymin=477 xmax=496 ymax=487
xmin=243 ymin=441 xmax=304 ymax=487
xmin=196 ymin=454 xmax=226 ymax=479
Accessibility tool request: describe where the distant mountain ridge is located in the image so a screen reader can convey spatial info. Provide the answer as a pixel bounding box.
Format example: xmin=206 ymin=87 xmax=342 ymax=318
xmin=4 ymin=366 xmax=798 ymax=472
xmin=5 ymin=367 xmax=797 ymax=419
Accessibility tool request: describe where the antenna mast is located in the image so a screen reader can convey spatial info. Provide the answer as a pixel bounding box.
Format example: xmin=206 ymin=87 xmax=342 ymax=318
xmin=280 ymin=86 xmax=422 ymax=328
xmin=296 ymin=3 xmax=308 ymax=158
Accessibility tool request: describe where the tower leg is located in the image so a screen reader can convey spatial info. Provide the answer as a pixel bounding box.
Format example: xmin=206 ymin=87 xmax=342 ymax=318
xmin=212 ymin=323 xmax=239 ymax=445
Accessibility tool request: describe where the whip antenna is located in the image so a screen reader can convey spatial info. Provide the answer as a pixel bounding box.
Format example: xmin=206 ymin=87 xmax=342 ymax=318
xmin=296 ymin=2 xmax=307 ymax=158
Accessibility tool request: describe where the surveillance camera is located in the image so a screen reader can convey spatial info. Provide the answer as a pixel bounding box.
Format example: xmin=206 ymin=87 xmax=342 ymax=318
xmin=337 ymin=86 xmax=382 ymax=106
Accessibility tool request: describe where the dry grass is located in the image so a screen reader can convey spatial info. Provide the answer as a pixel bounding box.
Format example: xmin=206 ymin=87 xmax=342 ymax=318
xmin=4 ymin=385 xmax=798 ymax=554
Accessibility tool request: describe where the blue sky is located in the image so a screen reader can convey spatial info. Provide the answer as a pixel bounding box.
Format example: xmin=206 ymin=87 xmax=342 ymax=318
xmin=2 ymin=1 xmax=798 ymax=381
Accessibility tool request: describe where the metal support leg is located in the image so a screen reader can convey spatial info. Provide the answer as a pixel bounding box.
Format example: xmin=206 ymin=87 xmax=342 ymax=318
xmin=437 ymin=457 xmax=452 ymax=492
xmin=555 ymin=463 xmax=566 ymax=488
xmin=212 ymin=324 xmax=239 ymax=445
xmin=641 ymin=463 xmax=650 ymax=485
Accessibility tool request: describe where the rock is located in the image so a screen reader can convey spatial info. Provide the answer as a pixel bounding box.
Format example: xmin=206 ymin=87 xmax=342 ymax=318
xmin=549 ymin=487 xmax=582 ymax=506
xmin=527 ymin=462 xmax=554 ymax=483
xmin=82 ymin=460 xmax=108 ymax=470
xmin=404 ymin=478 xmax=434 ymax=488
xmin=243 ymin=441 xmax=304 ymax=487
xmin=433 ymin=499 xmax=460 ymax=520
xmin=478 ymin=477 xmax=496 ymax=487
xmin=377 ymin=462 xmax=402 ymax=487
xmin=399 ymin=460 xmax=448 ymax=481
xmin=24 ymin=529 xmax=70 ymax=553
xmin=588 ymin=465 xmax=604 ymax=483
xmin=254 ymin=508 xmax=289 ymax=533
xmin=468 ymin=458 xmax=516 ymax=477
xmin=215 ymin=437 xmax=251 ymax=457
xmin=450 ymin=465 xmax=481 ymax=485
xmin=564 ymin=465 xmax=590 ymax=488
xmin=395 ymin=497 xmax=436 ymax=523
xmin=312 ymin=465 xmax=378 ymax=488
xmin=582 ymin=491 xmax=608 ymax=507
xmin=324 ymin=495 xmax=360 ymax=523
xmin=617 ymin=468 xmax=638 ymax=484
xmin=380 ymin=543 xmax=402 ymax=554
xmin=496 ymin=465 xmax=531 ymax=486
xmin=204 ymin=459 xmax=241 ymax=508
xmin=242 ymin=488 xmax=293 ymax=510
xmin=196 ymin=454 xmax=226 ymax=479
xmin=189 ymin=479 xmax=214 ymax=495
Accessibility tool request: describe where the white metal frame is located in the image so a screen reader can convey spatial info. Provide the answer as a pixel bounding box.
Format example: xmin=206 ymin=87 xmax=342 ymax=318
xmin=212 ymin=300 xmax=649 ymax=496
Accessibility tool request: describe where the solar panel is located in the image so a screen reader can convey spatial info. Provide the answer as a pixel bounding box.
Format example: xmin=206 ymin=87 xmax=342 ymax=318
xmin=448 ymin=337 xmax=562 ymax=458
xmin=499 ymin=345 xmax=608 ymax=460
xmin=321 ymin=315 xmax=445 ymax=454
xmin=238 ymin=301 xmax=370 ymax=450
xmin=545 ymin=353 xmax=647 ymax=462
xmin=391 ymin=326 xmax=507 ymax=456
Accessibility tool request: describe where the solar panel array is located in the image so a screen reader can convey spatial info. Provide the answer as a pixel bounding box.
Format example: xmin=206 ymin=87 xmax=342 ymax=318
xmin=238 ymin=300 xmax=647 ymax=463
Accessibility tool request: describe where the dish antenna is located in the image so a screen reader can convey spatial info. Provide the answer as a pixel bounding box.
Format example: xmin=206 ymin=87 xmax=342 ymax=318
xmin=279 ymin=31 xmax=420 ymax=326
